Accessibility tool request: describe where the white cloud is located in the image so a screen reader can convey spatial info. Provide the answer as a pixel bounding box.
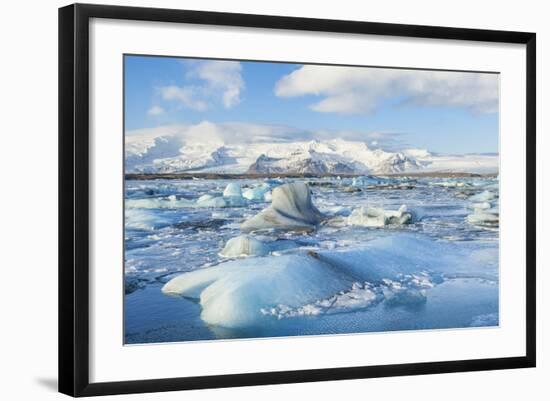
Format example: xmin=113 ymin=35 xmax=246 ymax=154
xmin=147 ymin=105 xmax=165 ymax=116
xmin=275 ymin=65 xmax=499 ymax=114
xmin=126 ymin=120 xmax=405 ymax=150
xmin=189 ymin=61 xmax=244 ymax=108
xmin=158 ymin=60 xmax=244 ymax=111
xmin=159 ymin=86 xmax=208 ymax=111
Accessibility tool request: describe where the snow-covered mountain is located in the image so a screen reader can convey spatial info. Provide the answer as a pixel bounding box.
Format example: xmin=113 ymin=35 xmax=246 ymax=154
xmin=245 ymin=140 xmax=424 ymax=174
xmin=125 ymin=123 xmax=498 ymax=175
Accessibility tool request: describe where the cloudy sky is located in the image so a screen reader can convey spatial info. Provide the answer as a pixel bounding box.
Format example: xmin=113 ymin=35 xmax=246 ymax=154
xmin=125 ymin=55 xmax=499 ymax=154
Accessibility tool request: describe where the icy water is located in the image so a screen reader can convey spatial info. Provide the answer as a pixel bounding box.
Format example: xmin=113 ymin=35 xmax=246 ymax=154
xmin=124 ymin=176 xmax=499 ymax=344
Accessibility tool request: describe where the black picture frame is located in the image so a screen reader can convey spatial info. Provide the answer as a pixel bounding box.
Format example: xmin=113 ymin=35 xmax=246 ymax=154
xmin=59 ymin=3 xmax=536 ymax=397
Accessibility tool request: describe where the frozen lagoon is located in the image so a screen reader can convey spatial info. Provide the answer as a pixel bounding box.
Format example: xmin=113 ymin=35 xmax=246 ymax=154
xmin=124 ymin=175 xmax=499 ymax=344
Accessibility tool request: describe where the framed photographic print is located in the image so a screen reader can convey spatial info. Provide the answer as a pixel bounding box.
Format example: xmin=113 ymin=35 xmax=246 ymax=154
xmin=58 ymin=3 xmax=536 ymax=397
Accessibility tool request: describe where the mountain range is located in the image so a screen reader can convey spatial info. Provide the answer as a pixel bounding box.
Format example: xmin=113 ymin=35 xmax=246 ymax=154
xmin=125 ymin=127 xmax=498 ymax=175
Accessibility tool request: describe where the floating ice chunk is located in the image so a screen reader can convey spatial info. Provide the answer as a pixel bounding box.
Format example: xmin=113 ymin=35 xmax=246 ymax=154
xmin=347 ymin=205 xmax=412 ymax=227
xmin=241 ymin=183 xmax=323 ymax=232
xmin=125 ymin=209 xmax=171 ymax=231
xmin=126 ymin=196 xmax=195 ymax=209
xmin=323 ymin=206 xmax=351 ymax=217
xmin=163 ymin=234 xmax=496 ymax=328
xmin=223 ymin=183 xmax=242 ymax=198
xmin=197 ymin=194 xmax=215 ymax=203
xmin=466 ymin=195 xmax=499 ymax=227
xmin=466 ymin=211 xmax=499 ymax=227
xmin=196 ymin=196 xmax=227 ymax=208
xmin=242 ymin=184 xmax=270 ymax=201
xmin=195 ymin=190 xmax=248 ymax=208
xmin=469 ymin=190 xmax=497 ymax=202
xmin=429 ymin=180 xmax=466 ymax=188
xmin=468 ymin=202 xmax=492 ymax=210
xmin=223 ymin=195 xmax=248 ymax=207
xmin=348 ymin=207 xmax=385 ymax=227
xmin=351 ymin=176 xmax=390 ymax=187
xmin=162 ymin=253 xmax=353 ymax=328
xmin=219 ymin=235 xmax=271 ymax=258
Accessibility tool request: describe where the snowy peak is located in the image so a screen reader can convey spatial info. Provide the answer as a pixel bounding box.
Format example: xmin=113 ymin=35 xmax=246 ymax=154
xmin=125 ymin=125 xmax=498 ymax=175
xmin=245 ymin=143 xmax=422 ymax=175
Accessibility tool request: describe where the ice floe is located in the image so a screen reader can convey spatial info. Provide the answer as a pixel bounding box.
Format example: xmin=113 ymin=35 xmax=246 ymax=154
xmin=162 ymin=234 xmax=495 ymax=328
xmin=125 ymin=208 xmax=171 ymax=230
xmin=126 ymin=195 xmax=195 ymax=209
xmin=347 ymin=205 xmax=413 ymax=227
xmin=242 ymin=183 xmax=271 ymax=201
xmin=429 ymin=180 xmax=467 ymax=188
xmin=351 ymin=176 xmax=394 ymax=187
xmin=466 ymin=194 xmax=499 ymax=227
xmin=468 ymin=202 xmax=492 ymax=211
xmin=241 ymin=182 xmax=323 ymax=232
xmin=469 ymin=190 xmax=497 ymax=202
xmin=162 ymin=253 xmax=351 ymax=328
xmin=466 ymin=211 xmax=499 ymax=227
xmin=195 ymin=195 xmax=228 ymax=208
xmin=223 ymin=183 xmax=242 ymax=198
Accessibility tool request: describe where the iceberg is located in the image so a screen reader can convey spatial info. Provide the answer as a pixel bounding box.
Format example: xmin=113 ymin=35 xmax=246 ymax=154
xmin=222 ymin=196 xmax=248 ymax=207
xmin=219 ymin=235 xmax=271 ymax=258
xmin=469 ymin=190 xmax=497 ymax=202
xmin=466 ymin=193 xmax=498 ymax=227
xmin=242 ymin=184 xmax=271 ymax=201
xmin=468 ymin=202 xmax=492 ymax=210
xmin=196 ymin=195 xmax=227 ymax=208
xmin=197 ymin=194 xmax=216 ymax=202
xmin=429 ymin=180 xmax=467 ymax=188
xmin=241 ymin=182 xmax=323 ymax=232
xmin=195 ymin=186 xmax=248 ymax=208
xmin=223 ymin=183 xmax=243 ymax=198
xmin=125 ymin=209 xmax=171 ymax=231
xmin=162 ymin=234 xmax=493 ymax=328
xmin=126 ymin=195 xmax=195 ymax=209
xmin=466 ymin=211 xmax=499 ymax=227
xmin=125 ymin=192 xmax=248 ymax=209
xmin=162 ymin=253 xmax=353 ymax=328
xmin=351 ymin=176 xmax=391 ymax=187
xmin=347 ymin=205 xmax=413 ymax=227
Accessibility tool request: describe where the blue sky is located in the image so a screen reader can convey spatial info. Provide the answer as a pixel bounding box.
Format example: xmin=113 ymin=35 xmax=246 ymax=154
xmin=125 ymin=55 xmax=499 ymax=154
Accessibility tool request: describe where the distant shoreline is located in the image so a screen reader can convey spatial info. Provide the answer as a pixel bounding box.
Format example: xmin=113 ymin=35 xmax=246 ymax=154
xmin=125 ymin=171 xmax=498 ymax=180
